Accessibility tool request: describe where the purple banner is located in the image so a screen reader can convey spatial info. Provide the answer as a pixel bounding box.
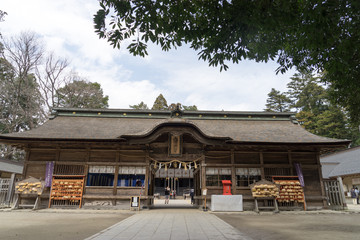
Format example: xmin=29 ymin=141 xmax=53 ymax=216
xmin=45 ymin=161 xmax=55 ymax=187
xmin=294 ymin=162 xmax=305 ymax=187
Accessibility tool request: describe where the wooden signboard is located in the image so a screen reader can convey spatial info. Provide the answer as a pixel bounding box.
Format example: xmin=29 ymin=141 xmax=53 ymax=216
xmin=130 ymin=196 xmax=140 ymax=211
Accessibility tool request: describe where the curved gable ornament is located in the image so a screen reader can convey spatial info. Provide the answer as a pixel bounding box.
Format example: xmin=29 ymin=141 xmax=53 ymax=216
xmin=120 ymin=120 xmax=232 ymax=145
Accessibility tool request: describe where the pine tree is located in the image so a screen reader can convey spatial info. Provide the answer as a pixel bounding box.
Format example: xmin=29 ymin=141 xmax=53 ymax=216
xmin=129 ymin=101 xmax=149 ymax=110
xmin=152 ymin=94 xmax=168 ymax=110
xmin=56 ymin=80 xmax=109 ymax=109
xmin=264 ymin=88 xmax=291 ymax=112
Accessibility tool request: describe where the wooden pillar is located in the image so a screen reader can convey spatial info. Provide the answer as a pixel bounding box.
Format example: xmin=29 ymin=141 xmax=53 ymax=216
xmin=201 ymin=155 xmax=206 ymax=206
xmin=288 ymin=150 xmax=294 ymax=175
xmin=145 ymin=151 xmax=150 ymax=202
xmin=113 ymin=150 xmax=120 ymax=196
xmin=113 ymin=166 xmax=119 ymax=195
xmin=231 ymin=149 xmax=236 ymax=194
xmin=316 ymin=152 xmax=327 ymax=207
xmin=23 ymin=148 xmax=30 ymax=178
xmin=83 ymin=147 xmax=90 ymax=195
xmin=260 ymin=152 xmax=265 ymax=179
xmin=55 ymin=147 xmax=60 ymax=162
xmin=201 ymin=155 xmax=206 ymax=189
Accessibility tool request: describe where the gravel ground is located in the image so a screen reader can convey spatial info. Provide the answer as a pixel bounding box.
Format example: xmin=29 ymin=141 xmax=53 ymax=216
xmin=1 ymin=208 xmax=360 ymax=240
xmin=0 ymin=209 xmax=133 ymax=240
xmin=215 ymin=211 xmax=360 ymax=240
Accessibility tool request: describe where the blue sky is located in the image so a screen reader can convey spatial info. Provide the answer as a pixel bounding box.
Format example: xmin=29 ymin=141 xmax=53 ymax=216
xmin=1 ymin=0 xmax=296 ymax=111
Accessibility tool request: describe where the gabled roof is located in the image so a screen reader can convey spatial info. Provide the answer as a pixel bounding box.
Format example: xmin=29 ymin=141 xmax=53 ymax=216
xmin=0 ymin=159 xmax=24 ymax=174
xmin=321 ymin=146 xmax=360 ymax=177
xmin=0 ymin=108 xmax=351 ymax=147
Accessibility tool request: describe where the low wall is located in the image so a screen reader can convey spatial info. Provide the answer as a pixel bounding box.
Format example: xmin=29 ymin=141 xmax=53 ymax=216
xmin=211 ymin=195 xmax=243 ymax=212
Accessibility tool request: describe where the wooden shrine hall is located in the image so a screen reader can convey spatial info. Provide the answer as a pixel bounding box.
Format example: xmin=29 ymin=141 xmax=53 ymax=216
xmin=0 ymin=107 xmax=350 ymax=210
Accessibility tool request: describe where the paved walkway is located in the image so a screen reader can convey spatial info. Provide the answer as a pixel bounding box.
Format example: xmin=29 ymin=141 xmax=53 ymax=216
xmin=85 ymin=208 xmax=252 ymax=240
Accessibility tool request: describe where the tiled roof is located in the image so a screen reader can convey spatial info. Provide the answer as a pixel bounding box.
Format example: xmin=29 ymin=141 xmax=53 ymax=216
xmin=321 ymin=146 xmax=360 ymax=177
xmin=0 ymin=159 xmax=24 ymax=174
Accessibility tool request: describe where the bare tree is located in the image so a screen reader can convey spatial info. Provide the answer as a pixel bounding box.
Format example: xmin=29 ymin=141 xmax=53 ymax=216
xmin=0 ymin=31 xmax=44 ymax=132
xmin=36 ymin=52 xmax=71 ymax=112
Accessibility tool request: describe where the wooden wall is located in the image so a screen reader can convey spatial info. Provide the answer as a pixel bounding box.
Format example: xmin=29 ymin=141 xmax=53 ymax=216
xmin=24 ymin=145 xmax=325 ymax=210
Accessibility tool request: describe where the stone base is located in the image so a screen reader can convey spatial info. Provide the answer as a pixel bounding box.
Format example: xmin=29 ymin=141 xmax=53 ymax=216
xmin=211 ymin=195 xmax=243 ymax=212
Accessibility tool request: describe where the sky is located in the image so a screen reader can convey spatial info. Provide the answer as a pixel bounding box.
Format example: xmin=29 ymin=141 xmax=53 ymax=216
xmin=1 ymin=0 xmax=296 ymax=111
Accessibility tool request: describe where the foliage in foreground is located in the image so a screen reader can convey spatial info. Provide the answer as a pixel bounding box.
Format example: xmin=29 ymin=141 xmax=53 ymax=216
xmin=94 ymin=0 xmax=360 ymax=125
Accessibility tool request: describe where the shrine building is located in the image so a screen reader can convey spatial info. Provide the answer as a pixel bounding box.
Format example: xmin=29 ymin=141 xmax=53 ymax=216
xmin=0 ymin=107 xmax=350 ymax=210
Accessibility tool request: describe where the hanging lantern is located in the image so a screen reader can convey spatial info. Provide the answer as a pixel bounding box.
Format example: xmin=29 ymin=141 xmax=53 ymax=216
xmin=154 ymin=162 xmax=158 ymax=169
xmin=184 ymin=163 xmax=187 ymax=170
xmin=165 ymin=164 xmax=168 ymax=171
xmin=194 ymin=162 xmax=197 ymax=169
xmin=174 ymin=162 xmax=178 ymax=168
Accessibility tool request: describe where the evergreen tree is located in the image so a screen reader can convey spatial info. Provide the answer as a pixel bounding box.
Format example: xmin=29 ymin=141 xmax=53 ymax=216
xmin=265 ymin=72 xmax=360 ymax=145
xmin=264 ymin=88 xmax=291 ymax=112
xmin=56 ymin=79 xmax=109 ymax=109
xmin=152 ymin=94 xmax=168 ymax=110
xmin=129 ymin=101 xmax=149 ymax=110
xmin=182 ymin=105 xmax=198 ymax=111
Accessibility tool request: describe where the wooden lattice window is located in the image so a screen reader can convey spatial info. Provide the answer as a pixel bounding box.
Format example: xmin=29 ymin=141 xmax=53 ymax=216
xmin=206 ymin=168 xmax=231 ymax=187
xmin=53 ymin=164 xmax=85 ymax=176
xmin=264 ymin=168 xmax=291 ymax=181
xmin=236 ymin=168 xmax=261 ymax=187
xmin=117 ymin=166 xmax=145 ymax=187
xmin=87 ymin=166 xmax=115 ymax=186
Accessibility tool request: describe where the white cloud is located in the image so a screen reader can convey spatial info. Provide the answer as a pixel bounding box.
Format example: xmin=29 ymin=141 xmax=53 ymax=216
xmin=1 ymin=0 xmax=296 ymax=112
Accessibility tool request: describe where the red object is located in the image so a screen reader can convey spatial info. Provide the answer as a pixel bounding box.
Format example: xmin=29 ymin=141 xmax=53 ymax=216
xmin=222 ymin=180 xmax=232 ymax=195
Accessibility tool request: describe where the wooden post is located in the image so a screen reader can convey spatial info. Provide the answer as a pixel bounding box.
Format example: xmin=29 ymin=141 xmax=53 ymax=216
xmin=316 ymin=152 xmax=328 ymax=208
xmin=113 ymin=165 xmax=119 ymax=195
xmin=231 ymin=149 xmax=236 ymax=194
xmin=83 ymin=147 xmax=90 ymax=195
xmin=55 ymin=147 xmax=60 ymax=162
xmin=23 ymin=148 xmax=30 ymax=178
xmin=337 ymin=176 xmax=348 ymax=209
xmin=145 ymin=151 xmax=150 ymax=206
xmin=201 ymin=155 xmax=206 ymax=206
xmin=83 ymin=165 xmax=89 ymax=195
xmin=5 ymin=173 xmax=16 ymax=206
xmin=254 ymin=198 xmax=259 ymax=213
xmin=260 ymin=152 xmax=265 ymax=179
xmin=33 ymin=196 xmax=41 ymax=210
xmin=288 ymin=150 xmax=294 ymax=175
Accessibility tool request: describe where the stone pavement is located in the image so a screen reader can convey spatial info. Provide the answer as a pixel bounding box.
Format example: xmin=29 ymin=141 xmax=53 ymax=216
xmin=85 ymin=200 xmax=252 ymax=240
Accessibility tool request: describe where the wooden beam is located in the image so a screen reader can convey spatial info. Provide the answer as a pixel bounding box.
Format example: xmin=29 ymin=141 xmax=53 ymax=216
xmin=26 ymin=161 xmax=147 ymax=166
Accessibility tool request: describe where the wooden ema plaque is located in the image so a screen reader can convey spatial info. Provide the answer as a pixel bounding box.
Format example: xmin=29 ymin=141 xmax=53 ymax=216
xmin=48 ymin=175 xmax=85 ymax=208
xmin=272 ymin=176 xmax=306 ymax=210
